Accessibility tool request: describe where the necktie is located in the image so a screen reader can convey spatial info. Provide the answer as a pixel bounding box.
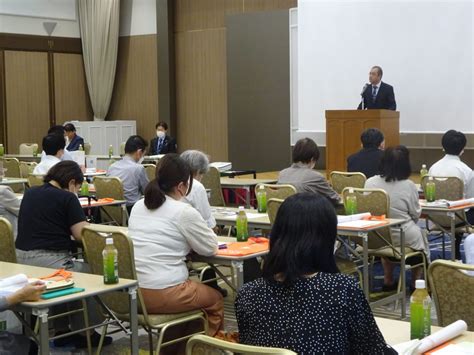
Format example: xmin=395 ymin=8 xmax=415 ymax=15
xmin=372 ymin=86 xmax=377 ymax=102
xmin=157 ymin=138 xmax=163 ymax=152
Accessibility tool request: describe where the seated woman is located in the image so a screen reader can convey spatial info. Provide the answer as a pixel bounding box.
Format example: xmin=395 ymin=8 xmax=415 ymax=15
xmin=235 ymin=193 xmax=391 ymax=353
xmin=278 ymin=138 xmax=340 ymax=205
xmin=128 ymin=154 xmax=223 ymax=336
xmin=15 ymin=160 xmax=111 ymax=348
xmin=180 ymin=150 xmax=216 ymax=228
xmin=0 ymin=185 xmax=21 ymax=239
xmin=365 ymin=145 xmax=430 ymax=290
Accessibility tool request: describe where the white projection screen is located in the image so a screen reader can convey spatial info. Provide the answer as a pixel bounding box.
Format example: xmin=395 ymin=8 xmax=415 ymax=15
xmin=297 ymin=0 xmax=474 ymax=136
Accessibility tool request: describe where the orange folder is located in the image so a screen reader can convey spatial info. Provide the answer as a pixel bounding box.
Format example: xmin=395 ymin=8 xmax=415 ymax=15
xmin=217 ymin=237 xmax=269 ymax=256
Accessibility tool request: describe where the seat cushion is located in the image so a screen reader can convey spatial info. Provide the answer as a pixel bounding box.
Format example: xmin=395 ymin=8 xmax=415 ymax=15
xmin=116 ymin=309 xmax=205 ymax=328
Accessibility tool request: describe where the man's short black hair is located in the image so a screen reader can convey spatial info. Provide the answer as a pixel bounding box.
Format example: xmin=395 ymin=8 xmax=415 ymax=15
xmin=379 ymin=145 xmax=411 ymax=182
xmin=155 ymin=121 xmax=168 ymax=130
xmin=124 ymin=135 xmax=148 ymax=154
xmin=361 ymin=128 xmax=384 ymax=149
xmin=42 ymin=134 xmax=66 ymax=156
xmin=372 ymin=66 xmax=383 ymax=77
xmin=64 ymin=123 xmax=76 ymax=132
xmin=48 ymin=125 xmax=65 ymax=136
xmin=441 ymin=130 xmax=466 ymax=156
xmin=292 ymin=138 xmax=320 ymax=164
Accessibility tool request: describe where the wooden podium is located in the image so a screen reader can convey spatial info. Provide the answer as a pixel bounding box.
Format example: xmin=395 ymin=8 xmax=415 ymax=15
xmin=325 ymin=110 xmax=399 ymax=174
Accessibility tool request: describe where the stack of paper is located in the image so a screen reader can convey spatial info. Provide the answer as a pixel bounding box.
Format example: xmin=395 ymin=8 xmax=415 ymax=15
xmin=420 ymin=198 xmax=474 ymax=208
xmin=209 ymin=162 xmax=232 ymax=172
xmin=337 ymin=212 xmax=371 ymax=224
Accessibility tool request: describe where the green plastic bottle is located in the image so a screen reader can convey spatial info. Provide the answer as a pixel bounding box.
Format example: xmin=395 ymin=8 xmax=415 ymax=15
xmin=425 ymin=177 xmax=436 ymax=202
xmin=420 ymin=164 xmax=428 ymax=179
xmin=80 ymin=181 xmax=89 ymax=197
xmin=79 ymin=144 xmax=84 ymax=152
xmin=32 ymin=145 xmax=38 ymax=157
xmin=256 ymin=186 xmax=267 ymax=213
xmin=345 ymin=188 xmax=358 ymax=215
xmin=103 ymin=238 xmax=119 ymax=284
xmin=410 ymin=279 xmax=431 ymax=340
xmin=0 ymin=144 xmax=4 ymax=157
xmin=236 ymin=206 xmax=249 ymax=242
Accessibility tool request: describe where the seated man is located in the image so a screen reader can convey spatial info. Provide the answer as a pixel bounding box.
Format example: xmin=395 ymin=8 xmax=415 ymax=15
xmin=0 ymin=281 xmax=45 ymax=354
xmin=33 ymin=134 xmax=65 ymax=175
xmin=64 ymin=123 xmax=85 ymax=151
xmin=40 ymin=125 xmax=73 ymax=161
xmin=278 ymin=138 xmax=340 ymax=206
xmin=149 ymin=121 xmax=177 ymax=155
xmin=347 ymin=128 xmax=385 ymax=178
xmin=107 ymin=135 xmax=149 ymax=212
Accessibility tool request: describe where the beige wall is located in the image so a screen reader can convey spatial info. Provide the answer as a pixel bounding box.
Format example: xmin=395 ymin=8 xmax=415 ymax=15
xmin=4 ymin=50 xmax=51 ymax=152
xmin=174 ymin=0 xmax=297 ymax=161
xmin=54 ymin=53 xmax=93 ymax=123
xmin=107 ymin=34 xmax=159 ymax=146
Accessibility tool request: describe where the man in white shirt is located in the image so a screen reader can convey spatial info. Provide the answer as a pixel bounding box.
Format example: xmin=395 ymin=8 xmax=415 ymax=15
xmin=40 ymin=125 xmax=73 ymax=162
xmin=33 ymin=134 xmax=65 ymax=175
xmin=429 ymin=130 xmax=472 ymax=192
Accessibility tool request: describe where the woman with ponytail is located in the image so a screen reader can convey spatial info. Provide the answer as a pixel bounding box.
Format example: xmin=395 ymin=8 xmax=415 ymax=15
xmin=128 ymin=154 xmax=223 ymax=337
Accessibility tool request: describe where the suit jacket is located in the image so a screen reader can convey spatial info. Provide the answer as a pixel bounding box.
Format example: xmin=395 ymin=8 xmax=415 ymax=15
xmin=357 ymin=82 xmax=396 ymax=110
xmin=150 ymin=135 xmax=177 ymax=155
xmin=67 ymin=135 xmax=85 ymax=151
xmin=347 ymin=147 xmax=384 ymax=179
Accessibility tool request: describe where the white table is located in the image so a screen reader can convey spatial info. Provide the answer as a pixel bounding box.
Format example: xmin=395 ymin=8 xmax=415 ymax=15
xmin=420 ymin=201 xmax=474 ymax=261
xmin=337 ymin=218 xmax=408 ymax=318
xmin=0 ymin=261 xmax=139 ymax=355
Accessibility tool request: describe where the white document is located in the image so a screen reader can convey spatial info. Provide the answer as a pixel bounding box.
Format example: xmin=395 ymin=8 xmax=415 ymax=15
xmin=338 ymin=219 xmax=385 ymax=229
xmin=69 ymin=151 xmax=86 ymax=166
xmin=337 ymin=212 xmax=371 ymax=224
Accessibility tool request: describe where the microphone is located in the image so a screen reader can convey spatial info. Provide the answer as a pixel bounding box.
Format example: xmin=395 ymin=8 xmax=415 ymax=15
xmin=360 ymin=83 xmax=368 ymax=96
xmin=359 ymin=83 xmax=368 ymax=110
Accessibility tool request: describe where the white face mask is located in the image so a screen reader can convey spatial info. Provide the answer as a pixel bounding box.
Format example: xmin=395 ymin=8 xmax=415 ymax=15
xmin=156 ymin=131 xmax=165 ymax=138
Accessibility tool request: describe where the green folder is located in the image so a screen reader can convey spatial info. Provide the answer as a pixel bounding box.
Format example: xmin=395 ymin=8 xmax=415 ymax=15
xmin=40 ymin=287 xmax=85 ymax=300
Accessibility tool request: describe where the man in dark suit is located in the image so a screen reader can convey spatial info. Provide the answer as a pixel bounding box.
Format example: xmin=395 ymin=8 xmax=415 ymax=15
xmin=63 ymin=123 xmax=85 ymax=151
xmin=347 ymin=128 xmax=385 ymax=179
xmin=149 ymin=121 xmax=177 ymax=155
xmin=357 ymin=66 xmax=396 ymax=110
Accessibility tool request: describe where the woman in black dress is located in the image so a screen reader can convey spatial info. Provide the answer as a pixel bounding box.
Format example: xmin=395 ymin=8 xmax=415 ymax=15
xmin=235 ymin=193 xmax=394 ymax=354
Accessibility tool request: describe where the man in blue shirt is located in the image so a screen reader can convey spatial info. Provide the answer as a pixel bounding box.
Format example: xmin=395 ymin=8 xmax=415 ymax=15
xmin=107 ymin=135 xmax=149 ymax=212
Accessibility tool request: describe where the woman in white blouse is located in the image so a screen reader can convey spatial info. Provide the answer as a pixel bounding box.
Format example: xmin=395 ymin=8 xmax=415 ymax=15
xmin=180 ymin=150 xmax=216 ymax=228
xmin=365 ymin=145 xmax=429 ymax=291
xmin=128 ymin=154 xmax=223 ymax=336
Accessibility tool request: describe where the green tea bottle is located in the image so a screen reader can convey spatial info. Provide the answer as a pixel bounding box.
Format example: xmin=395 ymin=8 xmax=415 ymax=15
xmin=256 ymin=186 xmax=267 ymax=213
xmin=236 ymin=206 xmax=249 ymax=242
xmin=103 ymin=238 xmax=119 ymax=284
xmin=410 ymin=279 xmax=431 ymax=340
xmin=345 ymin=188 xmax=358 ymax=215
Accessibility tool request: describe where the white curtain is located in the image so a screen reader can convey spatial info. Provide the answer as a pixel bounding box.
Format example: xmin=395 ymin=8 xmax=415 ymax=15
xmin=78 ymin=0 xmax=120 ymax=121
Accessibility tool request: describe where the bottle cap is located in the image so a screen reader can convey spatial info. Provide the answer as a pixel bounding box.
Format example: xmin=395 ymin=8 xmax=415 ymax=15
xmin=259 ymin=185 xmax=265 ymax=190
xmin=106 ymin=238 xmax=114 ymax=245
xmin=422 ymin=164 xmax=426 ymax=168
xmin=238 ymin=206 xmax=245 ymax=211
xmin=349 ymin=188 xmax=354 ymax=193
xmin=428 ymin=176 xmax=433 ymax=181
xmin=415 ymin=279 xmax=426 ymax=289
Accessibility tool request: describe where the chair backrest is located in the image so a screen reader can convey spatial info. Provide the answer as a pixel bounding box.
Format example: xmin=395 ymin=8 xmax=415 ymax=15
xmin=341 ymin=187 xmax=392 ymax=250
xmin=81 ymin=225 xmax=147 ymax=317
xmin=421 ymin=176 xmax=466 ymax=227
xmin=185 ymin=334 xmax=297 ymax=355
xmin=93 ymin=176 xmax=126 ymax=225
xmin=330 ymin=171 xmax=367 ymax=194
xmin=255 ymin=184 xmax=297 ymax=201
xmin=19 ymin=143 xmax=38 ymax=155
xmin=0 ymin=217 xmax=16 ymax=263
xmin=428 ymin=260 xmax=474 ymax=330
xmin=142 ymin=164 xmax=156 ymax=183
xmin=28 ymin=174 xmax=44 ymax=188
xmin=267 ymin=198 xmax=284 ymax=225
xmin=84 ymin=142 xmax=91 ymax=155
xmin=201 ymin=167 xmax=225 ymax=207
xmin=20 ymin=161 xmax=37 ymax=178
xmin=421 ymin=176 xmax=464 ymax=201
xmin=3 ymin=158 xmax=23 ymax=192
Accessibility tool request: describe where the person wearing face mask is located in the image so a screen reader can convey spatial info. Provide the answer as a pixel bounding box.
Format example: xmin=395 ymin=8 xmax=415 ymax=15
xmin=107 ymin=135 xmax=149 ymax=213
xmin=128 ymin=154 xmax=223 ymax=341
xmin=149 ymin=121 xmax=177 ymax=155
xmin=278 ymin=138 xmax=341 ymax=206
xmin=15 ymin=161 xmax=114 ymax=348
xmin=34 ymin=133 xmax=66 ymax=175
